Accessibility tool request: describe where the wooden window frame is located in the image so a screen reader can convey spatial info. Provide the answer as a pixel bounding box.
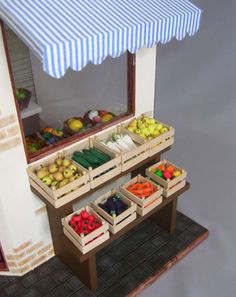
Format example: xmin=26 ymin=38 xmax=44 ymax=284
xmin=1 ymin=21 xmax=136 ymax=164
xmin=0 ymin=244 xmax=8 ymax=272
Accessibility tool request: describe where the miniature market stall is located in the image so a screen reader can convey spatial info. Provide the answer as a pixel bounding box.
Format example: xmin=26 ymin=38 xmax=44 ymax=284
xmin=0 ymin=0 xmax=206 ymax=292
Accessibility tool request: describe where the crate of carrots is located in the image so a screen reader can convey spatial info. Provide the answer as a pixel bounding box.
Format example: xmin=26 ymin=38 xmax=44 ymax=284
xmin=120 ymin=175 xmax=163 ymax=216
xmin=145 ymin=159 xmax=187 ymax=197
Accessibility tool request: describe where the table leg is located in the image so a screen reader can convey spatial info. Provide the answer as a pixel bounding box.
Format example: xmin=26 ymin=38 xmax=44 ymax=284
xmin=46 ymin=204 xmax=98 ymax=291
xmin=151 ymin=198 xmax=177 ymax=234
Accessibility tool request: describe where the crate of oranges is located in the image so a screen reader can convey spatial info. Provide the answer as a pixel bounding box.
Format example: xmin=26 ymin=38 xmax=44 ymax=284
xmin=145 ymin=160 xmax=187 ymax=197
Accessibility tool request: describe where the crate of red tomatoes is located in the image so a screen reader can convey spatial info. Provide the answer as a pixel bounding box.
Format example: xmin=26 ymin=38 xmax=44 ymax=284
xmin=91 ymin=189 xmax=137 ymax=234
xmin=120 ymin=175 xmax=163 ymax=216
xmin=62 ymin=206 xmax=109 ymax=254
xmin=145 ymin=159 xmax=187 ymax=197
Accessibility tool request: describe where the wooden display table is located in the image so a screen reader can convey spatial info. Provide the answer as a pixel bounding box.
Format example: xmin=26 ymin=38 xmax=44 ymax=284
xmin=31 ymin=147 xmax=189 ymax=291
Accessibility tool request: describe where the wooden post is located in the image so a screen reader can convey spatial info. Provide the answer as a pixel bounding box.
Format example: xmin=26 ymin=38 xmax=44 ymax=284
xmin=150 ymin=198 xmax=177 ymax=234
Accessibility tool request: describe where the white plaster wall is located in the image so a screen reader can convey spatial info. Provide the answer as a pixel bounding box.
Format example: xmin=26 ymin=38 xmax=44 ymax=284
xmin=0 ymin=29 xmax=52 ymax=252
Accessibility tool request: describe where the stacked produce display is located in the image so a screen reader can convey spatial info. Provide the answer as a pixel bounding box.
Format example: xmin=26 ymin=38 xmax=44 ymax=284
xmin=28 ymin=114 xmax=188 ymax=253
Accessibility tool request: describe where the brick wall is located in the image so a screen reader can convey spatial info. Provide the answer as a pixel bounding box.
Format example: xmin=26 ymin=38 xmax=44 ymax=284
xmin=5 ymin=240 xmax=54 ymax=275
xmin=0 ymin=112 xmax=22 ymax=152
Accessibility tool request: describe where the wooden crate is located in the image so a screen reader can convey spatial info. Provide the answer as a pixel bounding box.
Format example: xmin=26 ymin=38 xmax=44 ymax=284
xmin=145 ymin=159 xmax=187 ymax=197
xmin=119 ymin=175 xmax=163 ymax=216
xmin=27 ymin=153 xmax=90 ymax=208
xmin=94 ymin=126 xmax=149 ymax=172
xmin=68 ymin=138 xmax=122 ymax=189
xmin=124 ymin=117 xmax=175 ymax=157
xmin=91 ymin=189 xmax=137 ymax=234
xmin=62 ymin=206 xmax=109 ymax=254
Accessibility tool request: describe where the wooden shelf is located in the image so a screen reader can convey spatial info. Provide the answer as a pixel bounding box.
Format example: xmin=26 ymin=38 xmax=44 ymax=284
xmin=64 ymin=182 xmax=190 ymax=263
xmin=20 ymin=100 xmax=42 ymax=119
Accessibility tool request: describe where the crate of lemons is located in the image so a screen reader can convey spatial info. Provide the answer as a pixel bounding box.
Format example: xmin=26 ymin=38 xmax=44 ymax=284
xmin=28 ymin=156 xmax=90 ymax=207
xmin=125 ymin=115 xmax=175 ymax=157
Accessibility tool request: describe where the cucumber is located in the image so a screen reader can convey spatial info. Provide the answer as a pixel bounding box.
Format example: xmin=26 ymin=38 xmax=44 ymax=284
xmin=72 ymin=153 xmax=91 ymax=169
xmin=82 ymin=149 xmax=103 ymax=165
xmin=89 ymin=148 xmax=111 ymax=163
xmin=74 ymin=151 xmax=100 ymax=168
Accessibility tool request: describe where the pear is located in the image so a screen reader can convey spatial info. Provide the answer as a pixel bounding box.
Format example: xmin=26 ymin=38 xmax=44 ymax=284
xmin=59 ymin=178 xmax=69 ymax=188
xmin=68 ymin=164 xmax=77 ymax=174
xmin=37 ymin=169 xmax=49 ymax=179
xmin=62 ymin=158 xmax=71 ymax=167
xmin=153 ymin=130 xmax=160 ymax=138
xmin=48 ymin=174 xmax=54 ymax=180
xmin=42 ymin=176 xmax=52 ymax=186
xmin=55 ymin=157 xmax=63 ymax=166
xmin=129 ymin=119 xmax=137 ymax=128
xmin=53 ymin=171 xmax=64 ymax=181
xmin=63 ymin=169 xmax=73 ymax=178
xmin=49 ymin=164 xmax=58 ymax=173
xmin=156 ymin=123 xmax=163 ymax=131
xmin=127 ymin=127 xmax=134 ymax=133
xmin=69 ymin=175 xmax=77 ymax=182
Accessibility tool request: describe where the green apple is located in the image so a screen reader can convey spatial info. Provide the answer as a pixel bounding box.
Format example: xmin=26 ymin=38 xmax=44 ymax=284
xmin=160 ymin=127 xmax=168 ymax=134
xmin=63 ymin=169 xmax=73 ymax=178
xmin=62 ymin=158 xmax=71 ymax=167
xmin=42 ymin=176 xmax=52 ymax=186
xmin=68 ymin=164 xmax=77 ymax=174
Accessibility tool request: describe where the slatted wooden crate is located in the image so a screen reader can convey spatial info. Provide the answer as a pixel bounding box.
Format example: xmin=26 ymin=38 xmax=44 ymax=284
xmin=91 ymin=189 xmax=137 ymax=234
xmin=120 ymin=175 xmax=163 ymax=216
xmin=27 ymin=153 xmax=90 ymax=208
xmin=67 ymin=138 xmax=122 ymax=189
xmin=62 ymin=206 xmax=109 ymax=254
xmin=145 ymin=159 xmax=187 ymax=197
xmin=94 ymin=126 xmax=149 ymax=172
xmin=124 ymin=117 xmax=175 ymax=157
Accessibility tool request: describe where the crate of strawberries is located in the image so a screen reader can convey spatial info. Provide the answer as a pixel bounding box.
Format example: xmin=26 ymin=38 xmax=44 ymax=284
xmin=91 ymin=190 xmax=137 ymax=234
xmin=146 ymin=159 xmax=187 ymax=197
xmin=120 ymin=175 xmax=163 ymax=216
xmin=62 ymin=206 xmax=109 ymax=254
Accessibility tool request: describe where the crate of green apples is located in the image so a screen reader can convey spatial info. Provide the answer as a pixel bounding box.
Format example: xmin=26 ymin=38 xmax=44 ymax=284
xmin=62 ymin=206 xmax=109 ymax=254
xmin=125 ymin=115 xmax=175 ymax=157
xmin=68 ymin=138 xmax=122 ymax=189
xmin=94 ymin=126 xmax=149 ymax=172
xmin=91 ymin=190 xmax=137 ymax=234
xmin=145 ymin=159 xmax=187 ymax=197
xmin=27 ymin=155 xmax=90 ymax=208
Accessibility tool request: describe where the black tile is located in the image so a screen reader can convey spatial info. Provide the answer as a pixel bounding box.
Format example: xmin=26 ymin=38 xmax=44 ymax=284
xmin=52 ymin=283 xmax=74 ymax=297
xmin=119 ymin=264 xmax=153 ymax=294
xmin=71 ymin=286 xmax=95 ymax=297
xmin=35 ymin=275 xmax=57 ymax=295
xmin=51 ymin=268 xmax=73 ymax=285
xmin=4 ymin=281 xmax=24 ymax=297
xmin=94 ymin=278 xmax=109 ymax=296
xmin=98 ymin=283 xmax=127 ymax=297
xmin=100 ymin=266 xmax=121 ymax=286
xmin=67 ymin=275 xmax=84 ymax=291
xmin=120 ymin=236 xmax=141 ymax=255
xmin=97 ymin=253 xmax=115 ymax=275
xmin=177 ymin=229 xmax=197 ymax=245
xmin=18 ymin=287 xmax=41 ymax=297
xmin=187 ymin=223 xmax=206 ymax=236
xmin=0 ymin=277 xmax=9 ymax=288
xmin=0 ymin=288 xmax=8 ymax=297
xmin=20 ymin=271 xmax=40 ymax=288
xmin=150 ymin=230 xmax=172 ymax=249
xmin=144 ymin=253 xmax=165 ymax=272
xmin=113 ymin=258 xmax=135 ymax=276
xmin=137 ymin=241 xmax=158 ymax=258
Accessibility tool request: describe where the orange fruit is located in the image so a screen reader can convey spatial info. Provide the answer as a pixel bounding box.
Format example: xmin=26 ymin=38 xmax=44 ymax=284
xmin=166 ymin=165 xmax=175 ymax=174
xmin=158 ymin=164 xmax=165 ymax=171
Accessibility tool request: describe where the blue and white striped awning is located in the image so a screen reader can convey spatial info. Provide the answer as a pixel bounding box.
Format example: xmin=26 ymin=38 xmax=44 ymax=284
xmin=0 ymin=0 xmax=202 ymax=79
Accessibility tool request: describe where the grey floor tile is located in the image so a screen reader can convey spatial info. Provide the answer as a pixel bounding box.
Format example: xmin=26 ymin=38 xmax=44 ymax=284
xmin=34 ymin=275 xmax=57 ymax=295
xmin=113 ymin=258 xmax=136 ymax=276
xmin=20 ymin=271 xmax=41 ymax=288
xmin=52 ymin=283 xmax=75 ymax=297
xmin=98 ymin=283 xmax=127 ymax=297
xmin=131 ymin=263 xmax=153 ymax=283
xmin=0 ymin=276 xmax=9 ymax=289
xmin=50 ymin=268 xmax=73 ymax=285
xmin=137 ymin=241 xmax=158 ymax=258
xmin=4 ymin=281 xmax=24 ymax=297
xmin=100 ymin=266 xmax=121 ymax=286
xmin=71 ymin=286 xmax=95 ymax=297
xmin=18 ymin=287 xmax=41 ymax=297
xmin=94 ymin=278 xmax=109 ymax=296
xmin=67 ymin=275 xmax=84 ymax=291
xmin=150 ymin=230 xmax=172 ymax=249
xmin=144 ymin=252 xmax=166 ymax=272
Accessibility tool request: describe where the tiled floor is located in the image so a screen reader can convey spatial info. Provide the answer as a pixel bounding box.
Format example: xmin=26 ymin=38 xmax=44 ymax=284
xmin=0 ymin=212 xmax=207 ymax=297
